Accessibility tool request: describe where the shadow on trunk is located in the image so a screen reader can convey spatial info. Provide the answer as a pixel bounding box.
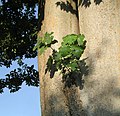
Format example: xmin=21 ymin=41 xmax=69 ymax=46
xmin=45 ymin=58 xmax=89 ymax=90
xmin=79 ymin=0 xmax=103 ymax=7
xmin=56 ymin=0 xmax=103 ymax=16
xmin=47 ymin=93 xmax=87 ymax=116
xmin=38 ymin=0 xmax=45 ymax=31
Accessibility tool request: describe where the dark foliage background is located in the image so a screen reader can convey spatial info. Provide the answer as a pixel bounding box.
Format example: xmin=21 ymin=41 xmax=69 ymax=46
xmin=0 ymin=0 xmax=40 ymax=93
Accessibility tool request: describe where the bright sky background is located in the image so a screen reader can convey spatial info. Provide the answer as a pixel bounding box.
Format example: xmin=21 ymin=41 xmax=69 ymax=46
xmin=0 ymin=58 xmax=41 ymax=116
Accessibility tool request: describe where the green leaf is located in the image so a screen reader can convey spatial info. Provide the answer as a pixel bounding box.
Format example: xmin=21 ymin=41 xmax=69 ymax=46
xmin=62 ymin=34 xmax=77 ymax=45
xmin=71 ymin=45 xmax=80 ymax=51
xmin=77 ymin=34 xmax=85 ymax=46
xmin=56 ymin=60 xmax=62 ymax=69
xmin=39 ymin=46 xmax=47 ymax=55
xmin=33 ymin=45 xmax=38 ymax=51
xmin=68 ymin=62 xmax=78 ymax=71
xmin=59 ymin=45 xmax=71 ymax=57
xmin=37 ymin=36 xmax=42 ymax=42
xmin=71 ymin=45 xmax=83 ymax=59
xmin=34 ymin=32 xmax=56 ymax=52
xmin=32 ymin=31 xmax=38 ymax=37
xmin=44 ymin=32 xmax=54 ymax=45
xmin=33 ymin=37 xmax=43 ymax=51
xmin=54 ymin=52 xmax=62 ymax=61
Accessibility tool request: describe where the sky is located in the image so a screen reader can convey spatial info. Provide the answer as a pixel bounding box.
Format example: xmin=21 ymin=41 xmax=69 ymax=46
xmin=0 ymin=58 xmax=41 ymax=116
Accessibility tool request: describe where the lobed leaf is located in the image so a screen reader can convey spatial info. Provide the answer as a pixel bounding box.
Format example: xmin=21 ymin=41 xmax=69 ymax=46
xmin=68 ymin=62 xmax=78 ymax=71
xmin=44 ymin=32 xmax=54 ymax=45
xmin=59 ymin=45 xmax=71 ymax=57
xmin=39 ymin=46 xmax=48 ymax=55
xmin=62 ymin=34 xmax=77 ymax=45
xmin=77 ymin=34 xmax=85 ymax=46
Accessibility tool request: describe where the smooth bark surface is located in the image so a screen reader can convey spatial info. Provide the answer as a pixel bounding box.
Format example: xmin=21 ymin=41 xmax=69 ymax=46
xmin=79 ymin=0 xmax=120 ymax=115
xmin=38 ymin=0 xmax=120 ymax=116
xmin=38 ymin=0 xmax=84 ymax=116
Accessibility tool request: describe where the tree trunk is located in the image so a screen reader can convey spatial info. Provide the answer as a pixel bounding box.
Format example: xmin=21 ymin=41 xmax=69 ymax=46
xmin=38 ymin=0 xmax=120 ymax=116
xmin=78 ymin=0 xmax=120 ymax=115
xmin=38 ymin=0 xmax=85 ymax=116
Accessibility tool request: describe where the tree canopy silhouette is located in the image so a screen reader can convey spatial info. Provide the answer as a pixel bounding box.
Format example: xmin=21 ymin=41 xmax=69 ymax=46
xmin=0 ymin=0 xmax=40 ymax=93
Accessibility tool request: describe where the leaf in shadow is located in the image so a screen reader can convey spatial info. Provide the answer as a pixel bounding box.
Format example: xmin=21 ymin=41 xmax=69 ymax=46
xmin=94 ymin=0 xmax=103 ymax=5
xmin=79 ymin=0 xmax=91 ymax=7
xmin=45 ymin=54 xmax=58 ymax=78
xmin=79 ymin=0 xmax=103 ymax=7
xmin=56 ymin=1 xmax=78 ymax=17
xmin=62 ymin=58 xmax=89 ymax=90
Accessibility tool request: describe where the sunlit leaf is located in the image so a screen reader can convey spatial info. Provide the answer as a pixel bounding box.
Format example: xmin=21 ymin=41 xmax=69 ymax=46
xmin=77 ymin=34 xmax=85 ymax=46
xmin=59 ymin=45 xmax=71 ymax=57
xmin=62 ymin=34 xmax=77 ymax=45
xmin=39 ymin=46 xmax=47 ymax=55
xmin=44 ymin=32 xmax=54 ymax=44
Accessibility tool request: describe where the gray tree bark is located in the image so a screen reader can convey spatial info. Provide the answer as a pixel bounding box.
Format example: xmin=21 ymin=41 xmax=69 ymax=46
xmin=38 ymin=0 xmax=120 ymax=116
xmin=38 ymin=0 xmax=84 ymax=116
xmin=79 ymin=0 xmax=120 ymax=115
